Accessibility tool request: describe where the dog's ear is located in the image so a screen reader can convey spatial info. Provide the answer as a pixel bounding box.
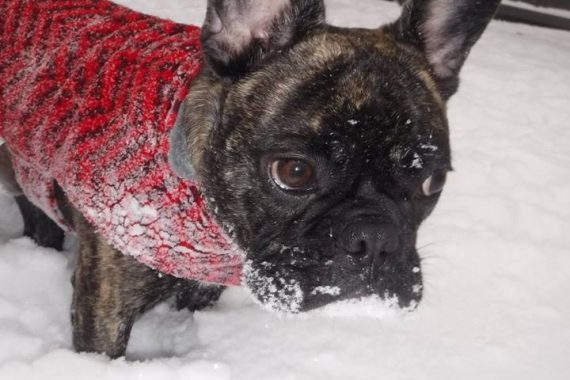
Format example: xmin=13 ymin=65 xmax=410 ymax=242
xmin=391 ymin=0 xmax=500 ymax=99
xmin=169 ymin=100 xmax=196 ymax=180
xmin=201 ymin=0 xmax=325 ymax=77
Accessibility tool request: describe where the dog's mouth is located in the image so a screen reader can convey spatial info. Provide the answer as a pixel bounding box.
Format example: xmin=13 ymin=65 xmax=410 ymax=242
xmin=242 ymin=244 xmax=423 ymax=314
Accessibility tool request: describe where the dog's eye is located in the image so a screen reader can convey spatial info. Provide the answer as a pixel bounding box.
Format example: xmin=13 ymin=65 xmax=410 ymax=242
xmin=422 ymin=171 xmax=447 ymax=196
xmin=271 ymin=158 xmax=315 ymax=192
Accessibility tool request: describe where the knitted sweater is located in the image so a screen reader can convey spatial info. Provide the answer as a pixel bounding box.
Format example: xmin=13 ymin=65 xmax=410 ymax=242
xmin=0 ymin=0 xmax=242 ymax=285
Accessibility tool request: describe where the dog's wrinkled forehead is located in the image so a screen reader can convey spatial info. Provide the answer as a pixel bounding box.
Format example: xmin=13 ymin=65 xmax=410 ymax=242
xmin=223 ymin=29 xmax=448 ymax=152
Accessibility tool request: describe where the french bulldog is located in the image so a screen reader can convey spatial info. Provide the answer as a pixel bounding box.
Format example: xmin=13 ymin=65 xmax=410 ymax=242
xmin=0 ymin=0 xmax=500 ymax=358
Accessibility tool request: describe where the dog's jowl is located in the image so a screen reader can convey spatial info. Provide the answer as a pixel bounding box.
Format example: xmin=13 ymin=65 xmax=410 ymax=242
xmin=0 ymin=0 xmax=500 ymax=357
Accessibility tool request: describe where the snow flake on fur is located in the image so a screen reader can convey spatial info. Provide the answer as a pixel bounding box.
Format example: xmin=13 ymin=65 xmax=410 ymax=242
xmin=0 ymin=0 xmax=243 ymax=285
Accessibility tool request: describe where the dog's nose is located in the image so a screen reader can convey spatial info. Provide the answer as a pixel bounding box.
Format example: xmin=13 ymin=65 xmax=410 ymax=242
xmin=340 ymin=221 xmax=400 ymax=263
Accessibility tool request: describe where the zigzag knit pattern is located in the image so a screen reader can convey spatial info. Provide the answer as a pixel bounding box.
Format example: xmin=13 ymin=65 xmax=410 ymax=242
xmin=0 ymin=0 xmax=243 ymax=285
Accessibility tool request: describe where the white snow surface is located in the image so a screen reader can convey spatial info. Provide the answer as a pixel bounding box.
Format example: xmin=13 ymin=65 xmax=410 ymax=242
xmin=1 ymin=0 xmax=570 ymax=379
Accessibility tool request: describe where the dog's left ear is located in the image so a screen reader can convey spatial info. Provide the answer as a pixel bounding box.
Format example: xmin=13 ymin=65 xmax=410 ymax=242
xmin=391 ymin=0 xmax=500 ymax=100
xmin=169 ymin=100 xmax=196 ymax=180
xmin=201 ymin=0 xmax=326 ymax=77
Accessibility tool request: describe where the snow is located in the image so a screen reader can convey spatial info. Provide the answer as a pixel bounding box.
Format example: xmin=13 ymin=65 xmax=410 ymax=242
xmin=311 ymin=286 xmax=341 ymax=296
xmin=410 ymin=153 xmax=423 ymax=169
xmin=242 ymin=259 xmax=305 ymax=313
xmin=1 ymin=0 xmax=570 ymax=379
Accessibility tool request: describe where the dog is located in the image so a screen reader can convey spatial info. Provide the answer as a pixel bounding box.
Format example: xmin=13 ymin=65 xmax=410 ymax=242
xmin=0 ymin=0 xmax=500 ymax=358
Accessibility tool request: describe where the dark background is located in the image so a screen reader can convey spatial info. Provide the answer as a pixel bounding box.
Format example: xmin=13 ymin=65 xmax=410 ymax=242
xmin=387 ymin=0 xmax=570 ymax=31
xmin=498 ymin=0 xmax=570 ymax=31
xmin=514 ymin=0 xmax=569 ymax=10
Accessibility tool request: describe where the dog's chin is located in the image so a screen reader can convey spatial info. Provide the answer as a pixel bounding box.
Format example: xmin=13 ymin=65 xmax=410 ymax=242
xmin=242 ymin=252 xmax=423 ymax=314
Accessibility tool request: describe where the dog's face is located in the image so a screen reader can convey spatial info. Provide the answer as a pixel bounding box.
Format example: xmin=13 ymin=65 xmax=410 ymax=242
xmin=172 ymin=0 xmax=499 ymax=312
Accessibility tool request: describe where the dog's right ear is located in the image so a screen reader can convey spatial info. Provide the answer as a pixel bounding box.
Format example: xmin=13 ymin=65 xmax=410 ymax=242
xmin=391 ymin=0 xmax=500 ymax=99
xmin=201 ymin=0 xmax=325 ymax=77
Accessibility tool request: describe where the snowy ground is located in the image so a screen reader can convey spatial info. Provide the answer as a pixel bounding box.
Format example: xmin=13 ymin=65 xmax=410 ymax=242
xmin=1 ymin=0 xmax=570 ymax=379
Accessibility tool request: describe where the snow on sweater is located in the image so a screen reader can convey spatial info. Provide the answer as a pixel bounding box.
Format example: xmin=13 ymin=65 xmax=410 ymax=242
xmin=0 ymin=0 xmax=243 ymax=286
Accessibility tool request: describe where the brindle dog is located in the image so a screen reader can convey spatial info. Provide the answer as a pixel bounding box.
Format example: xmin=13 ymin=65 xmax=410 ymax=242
xmin=0 ymin=0 xmax=500 ymax=358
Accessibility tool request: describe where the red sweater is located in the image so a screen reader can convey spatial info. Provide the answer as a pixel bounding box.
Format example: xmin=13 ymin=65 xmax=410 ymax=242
xmin=0 ymin=0 xmax=242 ymax=285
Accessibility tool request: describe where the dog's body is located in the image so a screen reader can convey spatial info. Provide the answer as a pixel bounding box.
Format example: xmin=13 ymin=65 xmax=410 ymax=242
xmin=0 ymin=0 xmax=241 ymax=285
xmin=0 ymin=0 xmax=500 ymax=358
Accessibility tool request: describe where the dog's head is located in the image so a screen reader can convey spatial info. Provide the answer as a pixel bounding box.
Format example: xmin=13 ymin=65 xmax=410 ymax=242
xmin=170 ymin=0 xmax=499 ymax=312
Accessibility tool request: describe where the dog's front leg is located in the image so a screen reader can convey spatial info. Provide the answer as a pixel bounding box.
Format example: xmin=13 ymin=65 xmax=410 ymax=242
xmin=1 ymin=145 xmax=65 ymax=249
xmin=71 ymin=212 xmax=180 ymax=358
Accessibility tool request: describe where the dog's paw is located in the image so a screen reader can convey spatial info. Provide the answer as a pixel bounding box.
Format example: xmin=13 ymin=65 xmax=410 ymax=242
xmin=176 ymin=281 xmax=225 ymax=312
